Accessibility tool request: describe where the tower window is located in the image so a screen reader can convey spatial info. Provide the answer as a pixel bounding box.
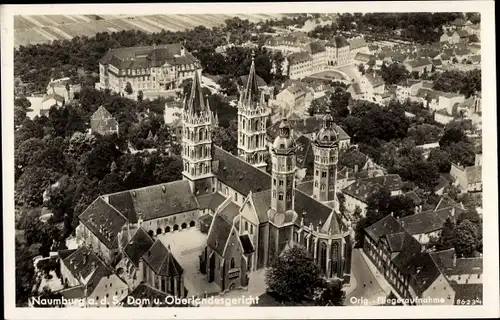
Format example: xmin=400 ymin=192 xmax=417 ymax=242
xmin=322 ymin=172 xmax=327 ymax=178
xmin=273 ymin=179 xmax=276 ymax=186
xmin=315 ymin=170 xmax=319 ymax=176
xmin=278 ymin=193 xmax=284 ymax=201
xmin=321 ymin=184 xmax=325 ymax=191
xmin=273 ymin=190 xmax=276 ymax=198
xmin=314 ymin=181 xmax=318 ymax=187
xmin=279 ymin=180 xmax=284 ymax=186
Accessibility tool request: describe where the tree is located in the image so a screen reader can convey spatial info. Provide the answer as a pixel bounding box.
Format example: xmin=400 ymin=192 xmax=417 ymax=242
xmin=153 ymin=154 xmax=183 ymax=184
xmin=354 ymin=208 xmax=387 ymax=248
xmin=213 ymin=119 xmax=238 ymax=154
xmin=379 ymin=62 xmax=410 ymax=85
xmin=15 ymin=166 xmax=58 ymax=207
xmin=427 ymin=148 xmax=451 ymax=172
xmin=314 ymin=280 xmax=346 ymax=306
xmin=125 ymin=82 xmax=133 ymax=95
xmin=14 ymin=96 xmax=32 ymax=127
xmin=435 ymin=217 xmax=456 ymax=251
xmin=439 ymin=127 xmax=468 ymax=147
xmin=329 ymin=87 xmax=351 ymax=122
xmin=15 ymin=240 xmax=38 ymax=306
xmin=33 ymin=287 xmax=65 ymax=308
xmin=452 ymin=219 xmax=480 ymax=258
xmin=137 ymin=90 xmax=144 ymax=102
xmin=266 ymin=246 xmax=322 ymax=302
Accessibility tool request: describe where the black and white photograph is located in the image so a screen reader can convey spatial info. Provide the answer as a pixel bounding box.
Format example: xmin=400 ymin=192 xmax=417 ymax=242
xmin=2 ymin=2 xmax=498 ymax=319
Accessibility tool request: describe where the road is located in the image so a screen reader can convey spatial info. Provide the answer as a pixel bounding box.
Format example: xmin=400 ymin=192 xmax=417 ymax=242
xmin=346 ymin=249 xmax=386 ymax=306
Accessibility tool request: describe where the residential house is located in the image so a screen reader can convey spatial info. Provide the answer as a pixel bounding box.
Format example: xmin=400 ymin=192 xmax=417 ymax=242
xmin=340 ymin=149 xmax=374 ymax=173
xmin=47 ymin=77 xmax=81 ymax=103
xmin=275 ymin=85 xmax=308 ymax=113
xmin=347 ymin=36 xmax=370 ymax=61
xmin=399 ymin=210 xmax=446 ymax=245
xmin=463 ymin=23 xmax=480 ymax=40
xmin=360 ymin=73 xmax=385 ymax=101
xmin=303 ymin=42 xmax=328 ymax=73
xmin=98 ymin=43 xmax=201 ymax=94
xmin=347 ymin=82 xmax=364 ymax=101
xmin=449 ymin=161 xmax=482 ymax=192
xmin=438 ymin=92 xmax=466 ymax=115
xmin=395 ymin=79 xmax=421 ymax=102
xmin=90 ymin=106 xmax=119 ymax=136
xmin=287 ymin=52 xmax=314 ymax=79
xmin=342 ymin=174 xmax=403 ymax=216
xmin=452 ymin=30 xmax=470 ymax=43
xmin=403 ymin=58 xmax=433 ymax=76
xmin=470 ymin=55 xmax=481 ymax=65
xmin=59 ymin=246 xmax=129 ymax=307
xmin=469 ymin=43 xmax=481 ymax=55
xmin=440 ymin=31 xmax=454 ymax=44
xmin=432 ymin=59 xmax=443 ymax=71
xmin=353 ymin=52 xmax=376 ymax=67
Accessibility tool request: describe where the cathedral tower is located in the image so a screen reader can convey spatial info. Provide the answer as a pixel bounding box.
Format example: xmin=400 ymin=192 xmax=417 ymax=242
xmin=270 ymin=119 xmax=297 ymax=214
xmin=181 ymin=70 xmax=215 ymax=195
xmin=237 ymin=52 xmax=270 ymax=170
xmin=312 ymin=111 xmax=339 ymax=202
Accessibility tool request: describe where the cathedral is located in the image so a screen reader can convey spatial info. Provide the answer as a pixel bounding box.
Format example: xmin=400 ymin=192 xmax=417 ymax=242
xmin=73 ymin=55 xmax=353 ymax=299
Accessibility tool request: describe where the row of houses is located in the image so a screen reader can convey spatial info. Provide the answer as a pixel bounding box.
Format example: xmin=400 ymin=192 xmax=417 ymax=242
xmin=268 ymin=34 xmax=370 ymax=80
xmin=363 ymin=209 xmax=482 ymax=305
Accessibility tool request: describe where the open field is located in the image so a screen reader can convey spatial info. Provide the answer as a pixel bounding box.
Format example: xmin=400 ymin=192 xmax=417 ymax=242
xmin=14 ymin=14 xmax=289 ymax=47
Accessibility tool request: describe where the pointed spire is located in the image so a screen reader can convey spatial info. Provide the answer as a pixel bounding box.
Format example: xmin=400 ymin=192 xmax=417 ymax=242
xmin=242 ymin=50 xmax=260 ymax=107
xmin=185 ymin=70 xmax=207 ymax=116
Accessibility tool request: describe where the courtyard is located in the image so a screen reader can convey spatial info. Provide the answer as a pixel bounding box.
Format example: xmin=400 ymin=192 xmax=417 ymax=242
xmin=157 ymin=227 xmax=220 ymax=297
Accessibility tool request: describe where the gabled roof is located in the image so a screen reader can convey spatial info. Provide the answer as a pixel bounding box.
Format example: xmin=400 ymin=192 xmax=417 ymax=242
xmin=354 ymin=52 xmax=375 ymax=63
xmin=294 ymin=190 xmax=340 ymax=232
xmin=78 ymin=198 xmax=128 ymax=249
xmin=99 ymin=44 xmax=198 ymax=69
xmin=206 ymin=214 xmax=234 ymax=256
xmin=404 ymin=190 xmax=422 ymax=205
xmin=106 ymin=181 xmax=199 ymax=223
xmin=365 ymin=215 xmax=405 ymax=242
xmin=288 ymin=52 xmax=313 ymax=65
xmin=430 ymin=249 xmax=483 ymax=276
xmin=391 ymin=233 xmax=423 ymax=269
xmin=450 ymin=283 xmax=483 ymax=305
xmin=91 ymin=106 xmax=113 ymax=120
xmin=218 ymin=201 xmax=241 ymax=223
xmin=348 ymin=37 xmax=367 ymax=50
xmin=42 ymin=93 xmax=64 ymax=103
xmin=349 ymin=82 xmax=363 ymax=95
xmin=239 ymin=234 xmax=255 ymax=254
xmin=384 ymin=231 xmax=415 ymax=253
xmin=123 ymin=227 xmax=154 ymax=267
xmin=304 ymin=42 xmax=326 ymax=55
xmin=142 ymin=240 xmax=183 ymax=277
xmin=400 ymin=210 xmax=445 ymax=235
xmin=402 ymin=251 xmax=442 ymax=296
xmin=364 ymin=73 xmax=385 ymax=88
xmin=251 ymin=190 xmax=272 ymax=224
xmin=212 ymin=146 xmax=272 ymax=196
xmin=62 ymin=246 xmax=114 ymax=295
xmin=196 ymin=192 xmax=227 ymax=212
xmin=405 ymin=58 xmax=433 ymax=68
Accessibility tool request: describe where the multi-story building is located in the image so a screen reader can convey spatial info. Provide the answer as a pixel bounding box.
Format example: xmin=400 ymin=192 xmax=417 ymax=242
xmin=237 ymin=55 xmax=271 ymax=170
xmin=287 ymin=52 xmax=314 ymax=79
xmin=98 ymin=43 xmax=201 ymax=95
xmin=325 ymin=35 xmax=351 ymax=67
xmin=303 ymin=42 xmax=327 ymax=73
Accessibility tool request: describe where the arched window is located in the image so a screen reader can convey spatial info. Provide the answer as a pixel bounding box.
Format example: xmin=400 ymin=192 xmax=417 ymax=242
xmin=181 ymin=223 xmax=187 ymax=229
xmin=173 ymin=225 xmax=179 ymax=231
xmin=189 ymin=221 xmax=195 ymax=227
xmin=165 ymin=226 xmax=171 ymax=233
xmin=320 ymin=243 xmax=327 ymax=273
xmin=148 ymin=230 xmax=154 ymax=237
xmin=157 ymin=228 xmax=162 ymax=235
xmin=230 ymin=258 xmax=235 ymax=269
xmin=199 ymin=129 xmax=203 ymax=141
xmin=245 ymin=221 xmax=249 ymax=231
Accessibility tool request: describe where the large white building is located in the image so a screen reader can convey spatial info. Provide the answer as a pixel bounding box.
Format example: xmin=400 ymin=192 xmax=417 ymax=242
xmin=98 ymin=43 xmax=201 ymax=95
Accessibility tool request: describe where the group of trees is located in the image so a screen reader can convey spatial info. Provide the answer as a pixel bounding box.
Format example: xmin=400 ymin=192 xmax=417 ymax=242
xmin=434 ymin=210 xmax=483 ymax=257
xmin=432 ymin=69 xmax=481 ymax=98
xmin=308 ymin=86 xmax=351 ymax=120
xmin=336 ymin=12 xmax=465 ymax=43
xmin=265 ymin=246 xmax=345 ymax=306
xmin=14 ymin=15 xmax=295 ymax=95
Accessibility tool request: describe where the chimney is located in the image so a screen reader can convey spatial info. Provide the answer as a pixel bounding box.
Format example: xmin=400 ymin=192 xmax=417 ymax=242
xmin=453 ymin=253 xmax=457 ymax=267
xmin=354 ymin=164 xmax=359 ymax=173
xmin=180 ymin=46 xmax=186 ymax=56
